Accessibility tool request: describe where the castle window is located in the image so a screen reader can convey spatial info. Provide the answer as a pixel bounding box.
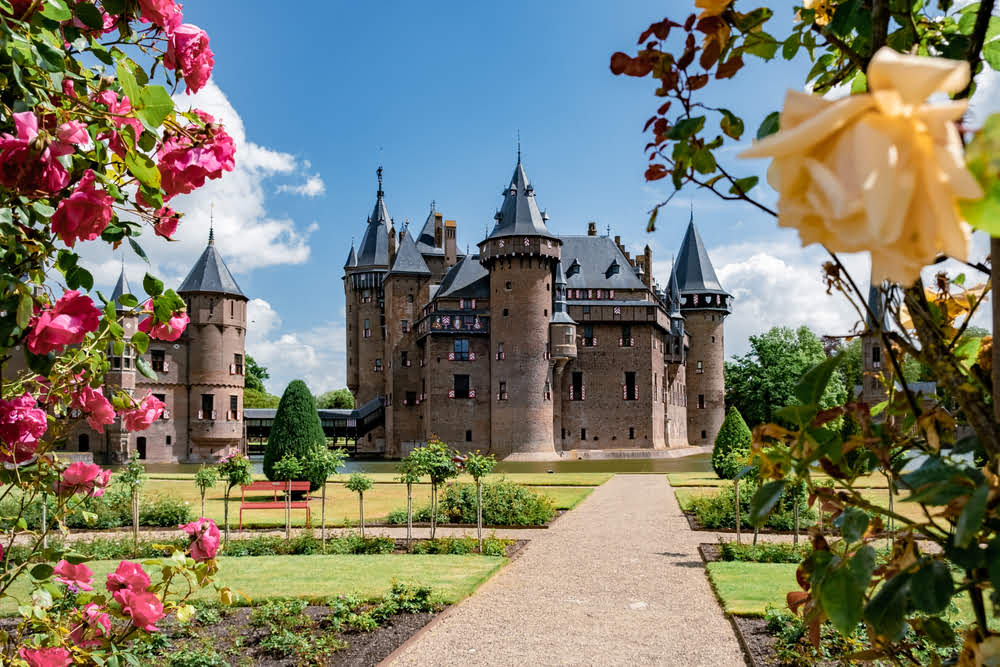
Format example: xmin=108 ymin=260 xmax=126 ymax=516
xmin=200 ymin=394 xmax=215 ymax=420
xmin=505 ymin=281 xmax=512 ymax=290
xmin=401 ymin=320 xmax=409 ymax=333
xmin=230 ymin=395 xmax=238 ymax=420
xmin=498 ymin=381 xmax=508 ymax=401
xmin=544 ymin=381 xmax=551 ymax=400
xmin=701 ymin=430 xmax=707 ymax=439
xmin=711 ymin=336 xmax=716 ymax=343
xmin=231 ymin=301 xmax=234 ymax=317
xmin=580 ymin=428 xmax=587 ymax=440
xmin=166 ymin=436 xmax=171 ymax=445
xmin=453 ymin=339 xmax=469 ymax=361
xmin=571 ymin=372 xmax=584 ymax=401
xmin=620 ymin=326 xmax=632 ymax=347
xmin=406 ymin=391 xmax=417 ymax=406
xmin=582 ymin=305 xmax=591 ymax=319
xmin=137 ymin=437 xmax=146 ymax=460
xmin=872 ymin=344 xmax=881 ymax=368
xmin=151 ymin=349 xmax=165 ymax=372
xmin=401 ymin=351 xmax=409 ymax=366
xmin=154 ymin=393 xmax=167 ymax=420
xmin=496 ymin=343 xmax=505 ymax=360
xmin=624 ymin=372 xmax=637 ymax=401
xmin=363 ymin=319 xmax=371 ymax=338
xmin=453 ymin=374 xmax=470 ymax=399
xmin=503 ymin=308 xmax=509 ymax=317
xmin=564 ymin=327 xmax=574 ymax=344
xmin=112 ymin=356 xmax=121 ymax=370
xmin=629 ymin=427 xmax=635 ymax=440
xmin=582 ymin=326 xmax=595 ymax=347
xmin=234 ymin=353 xmax=244 ymax=375
xmin=407 ymin=294 xmax=414 ymax=303
xmin=698 ymin=394 xmax=705 ymax=409
xmin=78 ymin=434 xmax=89 ymax=452
xmin=375 ymin=358 xmax=383 ymax=372
xmin=466 ymin=430 xmax=472 ymax=442
xmin=696 ymin=360 xmax=704 ymax=374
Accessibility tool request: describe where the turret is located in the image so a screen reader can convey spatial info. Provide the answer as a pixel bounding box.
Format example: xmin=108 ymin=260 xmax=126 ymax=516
xmin=861 ymin=282 xmax=889 ymax=406
xmin=478 ymin=155 xmax=561 ymax=459
xmin=104 ymin=264 xmax=137 ymax=462
xmin=549 ymin=261 xmax=576 ymax=360
xmin=675 ymin=214 xmax=731 ymax=447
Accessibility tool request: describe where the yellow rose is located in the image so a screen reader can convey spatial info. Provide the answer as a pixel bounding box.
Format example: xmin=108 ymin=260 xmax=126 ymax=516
xmin=803 ymin=0 xmax=832 ymax=26
xmin=740 ymin=48 xmax=983 ymax=285
xmin=695 ymin=0 xmax=732 ymax=19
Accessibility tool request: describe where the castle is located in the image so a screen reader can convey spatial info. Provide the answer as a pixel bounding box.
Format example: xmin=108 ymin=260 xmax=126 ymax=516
xmin=344 ymin=157 xmax=732 ymax=459
xmin=66 ymin=230 xmax=248 ymax=463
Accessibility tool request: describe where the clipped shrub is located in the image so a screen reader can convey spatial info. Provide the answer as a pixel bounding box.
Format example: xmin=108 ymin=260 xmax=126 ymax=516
xmin=719 ymin=540 xmax=811 ymax=563
xmin=683 ymin=484 xmax=816 ymax=531
xmin=139 ymin=495 xmax=192 ymax=527
xmin=712 ymin=406 xmax=752 ymax=479
xmin=410 ymin=536 xmax=512 ymax=556
xmin=264 ymin=379 xmax=327 ymax=490
xmin=438 ymin=480 xmax=555 ymax=526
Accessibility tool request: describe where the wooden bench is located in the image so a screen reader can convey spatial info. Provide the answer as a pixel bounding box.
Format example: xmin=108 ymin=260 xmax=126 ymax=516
xmin=239 ymin=480 xmax=312 ymax=530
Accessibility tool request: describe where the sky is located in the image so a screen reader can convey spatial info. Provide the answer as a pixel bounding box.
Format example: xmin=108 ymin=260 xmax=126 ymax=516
xmin=81 ymin=1 xmax=999 ymax=395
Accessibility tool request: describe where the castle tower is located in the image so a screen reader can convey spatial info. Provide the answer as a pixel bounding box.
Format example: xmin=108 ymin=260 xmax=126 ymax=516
xmin=104 ymin=265 xmax=137 ymax=462
xmin=177 ymin=228 xmax=247 ymax=461
xmin=343 ymin=242 xmax=359 ymax=395
xmin=674 ymin=215 xmax=731 ymax=447
xmin=478 ymin=155 xmax=561 ymax=459
xmin=861 ymin=283 xmax=890 ymax=406
xmin=549 ymin=261 xmax=576 ymax=450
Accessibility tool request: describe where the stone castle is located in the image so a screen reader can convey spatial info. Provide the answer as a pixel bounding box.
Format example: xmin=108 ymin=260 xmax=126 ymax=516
xmin=344 ymin=157 xmax=732 ymax=459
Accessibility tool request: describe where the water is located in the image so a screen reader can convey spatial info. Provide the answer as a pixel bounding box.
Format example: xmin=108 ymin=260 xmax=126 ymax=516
xmin=130 ymin=453 xmax=713 ymax=476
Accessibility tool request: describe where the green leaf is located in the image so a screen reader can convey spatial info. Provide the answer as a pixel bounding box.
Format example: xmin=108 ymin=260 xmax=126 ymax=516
xmin=143 ymin=273 xmax=163 ymax=297
xmin=138 ymin=85 xmax=174 ymax=128
xmin=987 ymin=538 xmax=1000 ymax=592
xmin=667 ymin=116 xmax=706 ymax=140
xmin=117 ymin=293 xmax=139 ymax=308
xmin=67 ymin=265 xmax=94 ymax=291
xmin=954 ymin=483 xmax=989 ymax=548
xmin=756 ymin=111 xmax=780 ymax=140
xmin=794 ymin=353 xmax=843 ymax=406
xmin=728 ymin=176 xmax=758 ymax=196
xmin=116 ymin=61 xmax=141 ymax=106
xmin=743 ymin=32 xmax=779 ymax=60
xmin=646 ymin=208 xmax=657 ymax=233
xmin=135 ymin=356 xmax=158 ymax=381
xmin=836 ymin=507 xmax=870 ymax=543
xmin=131 ymin=330 xmax=150 ymax=355
xmin=128 ymin=238 xmax=149 ymax=264
xmin=920 ymin=616 xmax=957 ymax=647
xmin=864 ymin=574 xmax=910 ymax=642
xmin=692 ymin=148 xmax=717 ymax=174
xmin=819 ymin=565 xmax=865 ymax=635
xmin=74 ymin=2 xmax=105 ymax=29
xmin=719 ymin=110 xmax=744 ymax=140
xmin=16 ymin=294 xmax=33 ymax=330
xmin=732 ymin=7 xmax=773 ymax=31
xmin=30 ymin=564 xmax=54 ymax=580
xmin=960 ymin=113 xmax=1000 ymax=234
xmin=850 ymin=71 xmax=868 ymax=94
xmin=39 ymin=0 xmax=72 ymax=21
xmin=124 ymin=151 xmax=160 ymax=189
xmin=782 ymin=35 xmax=800 ymax=60
xmin=749 ymin=480 xmax=786 ymax=526
xmin=34 ymin=40 xmax=66 ymax=73
xmin=910 ymin=560 xmax=954 ymax=614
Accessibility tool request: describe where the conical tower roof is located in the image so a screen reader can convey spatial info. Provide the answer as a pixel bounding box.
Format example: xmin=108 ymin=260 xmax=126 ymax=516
xmin=178 ymin=231 xmax=246 ymax=299
xmin=356 ymin=167 xmax=392 ymax=268
xmin=866 ymin=282 xmax=889 ymax=330
xmin=486 ymin=156 xmax=554 ymax=240
xmin=415 ymin=205 xmax=444 ymax=256
xmin=674 ymin=215 xmax=727 ymax=295
xmin=344 ymin=243 xmax=357 ymax=269
xmin=389 ymin=228 xmax=431 ymax=276
xmin=668 ymin=261 xmax=683 ymax=317
xmin=551 ymin=261 xmax=575 ymax=325
xmin=111 ymin=265 xmax=131 ymax=304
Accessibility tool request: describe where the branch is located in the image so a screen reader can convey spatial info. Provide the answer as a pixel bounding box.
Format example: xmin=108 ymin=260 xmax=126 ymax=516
xmin=871 ymin=0 xmax=890 ymax=54
xmin=811 ymin=23 xmax=867 ymax=72
xmin=956 ymin=0 xmax=997 ymax=100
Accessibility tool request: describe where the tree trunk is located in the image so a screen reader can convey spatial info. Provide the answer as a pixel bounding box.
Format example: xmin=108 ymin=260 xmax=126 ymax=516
xmin=200 ymin=490 xmax=206 ymax=519
xmin=734 ymin=480 xmax=741 ymax=545
xmin=131 ymin=488 xmax=139 ymax=550
xmin=406 ymin=482 xmax=413 ymax=549
xmin=285 ymin=479 xmax=291 ymax=540
xmin=321 ymin=482 xmax=327 ymax=550
xmin=430 ymin=482 xmax=437 ymax=540
xmin=359 ymin=493 xmax=365 ymax=538
xmin=223 ymin=488 xmax=231 ymax=545
xmin=477 ymin=480 xmax=483 ymax=552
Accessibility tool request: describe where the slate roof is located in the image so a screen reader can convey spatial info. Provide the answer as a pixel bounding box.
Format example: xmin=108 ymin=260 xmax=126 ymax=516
xmin=668 ymin=262 xmax=683 ymax=317
xmin=389 ymin=229 xmax=431 ymax=276
xmin=674 ymin=217 xmax=728 ymax=295
xmin=435 ymin=254 xmax=489 ymax=299
xmin=178 ymin=239 xmax=246 ymax=299
xmin=559 ymin=236 xmax=647 ymax=291
xmin=111 ymin=267 xmax=131 ymax=303
xmin=486 ymin=157 xmax=555 ymax=240
xmin=551 ymin=261 xmax=575 ymax=325
xmin=343 ymin=244 xmax=357 ymax=269
xmin=356 ymin=173 xmax=393 ymax=268
xmin=866 ymin=283 xmax=889 ymax=330
xmin=415 ymin=208 xmax=444 ymax=256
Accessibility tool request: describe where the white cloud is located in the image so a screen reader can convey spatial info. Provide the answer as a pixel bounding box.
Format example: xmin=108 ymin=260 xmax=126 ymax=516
xmin=277 ymin=174 xmax=326 ymax=198
xmin=245 ymin=298 xmax=346 ymax=395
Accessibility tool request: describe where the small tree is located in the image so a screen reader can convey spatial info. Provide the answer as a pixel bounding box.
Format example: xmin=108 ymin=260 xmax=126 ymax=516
xmin=264 ymin=380 xmax=326 ymax=490
xmin=712 ymin=406 xmax=752 ymax=479
xmin=272 ymin=454 xmax=303 ymax=540
xmin=346 ymin=473 xmax=375 ymax=537
xmin=409 ymin=438 xmax=459 ymax=539
xmin=304 ymin=448 xmax=346 ymax=547
xmin=465 ymin=451 xmax=498 ymax=552
xmin=398 ymin=454 xmax=425 ymax=549
xmin=194 ymin=466 xmax=219 ymax=518
xmin=315 ymin=388 xmax=355 ymax=409
xmin=118 ymin=453 xmax=146 ymax=551
xmin=217 ymin=453 xmax=254 ymax=545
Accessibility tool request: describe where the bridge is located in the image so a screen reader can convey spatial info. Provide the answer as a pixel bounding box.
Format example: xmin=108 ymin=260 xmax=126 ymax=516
xmin=243 ymin=397 xmax=385 ymax=456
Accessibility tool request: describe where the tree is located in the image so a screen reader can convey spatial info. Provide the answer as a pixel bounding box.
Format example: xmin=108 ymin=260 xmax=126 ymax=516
xmin=712 ymin=407 xmax=751 ymax=480
xmin=315 ymin=388 xmax=355 ymax=409
xmin=244 ymin=387 xmax=281 ymax=409
xmin=194 ymin=466 xmax=219 ymax=519
xmin=303 ymin=448 xmax=346 ymax=547
xmin=398 ymin=454 xmax=425 ymax=549
xmin=264 ymin=379 xmax=326 ymax=490
xmin=346 ymin=473 xmax=375 ymax=537
xmin=464 ymin=451 xmax=498 ymax=552
xmin=272 ymin=455 xmax=303 ymax=540
xmin=408 ymin=438 xmax=459 ymax=539
xmin=245 ymin=354 xmax=270 ymax=393
xmin=217 ymin=453 xmax=254 ymax=546
xmin=118 ymin=453 xmax=146 ymax=551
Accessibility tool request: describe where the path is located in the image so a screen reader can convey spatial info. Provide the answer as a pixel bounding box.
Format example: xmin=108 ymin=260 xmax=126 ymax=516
xmin=385 ymin=474 xmax=746 ymax=666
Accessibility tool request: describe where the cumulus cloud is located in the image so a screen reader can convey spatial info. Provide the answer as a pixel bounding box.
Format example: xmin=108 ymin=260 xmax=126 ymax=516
xmin=277 ymin=174 xmax=326 ymax=198
xmin=245 ymin=298 xmax=346 ymax=395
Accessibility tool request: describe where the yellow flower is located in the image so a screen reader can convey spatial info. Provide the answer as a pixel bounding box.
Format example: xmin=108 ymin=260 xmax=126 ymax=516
xmin=803 ymin=0 xmax=832 ymax=26
xmin=695 ymin=0 xmax=732 ymax=19
xmin=740 ymin=48 xmax=983 ymax=285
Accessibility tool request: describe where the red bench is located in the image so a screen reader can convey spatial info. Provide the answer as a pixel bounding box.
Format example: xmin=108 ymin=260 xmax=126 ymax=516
xmin=239 ymin=481 xmax=312 ymax=530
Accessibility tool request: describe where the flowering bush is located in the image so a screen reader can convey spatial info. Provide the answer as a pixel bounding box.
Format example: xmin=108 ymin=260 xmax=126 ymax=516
xmin=0 ymin=0 xmax=236 ymax=660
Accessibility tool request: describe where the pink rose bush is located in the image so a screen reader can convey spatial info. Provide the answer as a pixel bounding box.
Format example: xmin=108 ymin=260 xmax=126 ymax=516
xmin=122 ymin=392 xmax=165 ymax=431
xmin=0 ymin=394 xmax=48 ymax=465
xmin=138 ymin=0 xmax=183 ymax=31
xmin=0 ymin=112 xmax=88 ymax=193
xmin=157 ymin=111 xmax=235 ymax=199
xmin=93 ymin=91 xmax=145 ymax=158
xmin=164 ymin=24 xmax=214 ymax=93
xmin=106 ymin=561 xmax=151 ymax=602
xmin=138 ymin=298 xmax=189 ymax=341
xmin=70 ymin=603 xmax=112 ymax=648
xmin=119 ymin=590 xmax=165 ymax=632
xmin=153 ymin=207 xmax=181 ymax=239
xmin=26 ymin=290 xmax=101 ymax=355
xmin=53 ymin=560 xmax=94 ymax=591
xmin=71 ymin=384 xmax=116 ymax=433
xmin=54 ymin=462 xmax=112 ymax=497
xmin=181 ymin=517 xmax=220 ymax=561
xmin=50 ymin=170 xmax=114 ymax=247
xmin=18 ymin=647 xmax=72 ymax=667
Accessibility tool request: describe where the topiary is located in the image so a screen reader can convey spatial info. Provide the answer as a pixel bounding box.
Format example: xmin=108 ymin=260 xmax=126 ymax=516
xmin=712 ymin=406 xmax=752 ymax=479
xmin=264 ymin=379 xmax=326 ymax=490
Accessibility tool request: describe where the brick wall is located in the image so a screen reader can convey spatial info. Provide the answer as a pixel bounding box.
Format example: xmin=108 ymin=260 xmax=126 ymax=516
xmin=684 ymin=310 xmax=726 ymax=446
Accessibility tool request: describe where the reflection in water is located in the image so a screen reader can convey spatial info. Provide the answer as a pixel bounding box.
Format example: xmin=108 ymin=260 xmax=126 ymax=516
xmin=117 ymin=453 xmax=713 ymax=476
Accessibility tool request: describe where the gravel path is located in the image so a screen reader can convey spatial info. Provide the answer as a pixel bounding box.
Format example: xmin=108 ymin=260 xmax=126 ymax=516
xmin=385 ymin=474 xmax=746 ymax=667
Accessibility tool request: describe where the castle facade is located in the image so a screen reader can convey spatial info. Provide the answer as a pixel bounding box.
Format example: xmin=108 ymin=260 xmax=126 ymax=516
xmin=344 ymin=158 xmax=732 ymax=459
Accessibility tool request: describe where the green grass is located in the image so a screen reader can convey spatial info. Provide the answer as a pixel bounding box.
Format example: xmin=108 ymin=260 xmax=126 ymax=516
xmin=0 ymin=554 xmax=504 ymax=615
xmin=145 ymin=472 xmax=613 ymax=487
xmin=667 ymin=471 xmax=889 ymax=489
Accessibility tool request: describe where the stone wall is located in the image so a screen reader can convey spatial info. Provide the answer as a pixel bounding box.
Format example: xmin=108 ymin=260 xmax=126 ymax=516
xmin=684 ymin=310 xmax=726 ymax=446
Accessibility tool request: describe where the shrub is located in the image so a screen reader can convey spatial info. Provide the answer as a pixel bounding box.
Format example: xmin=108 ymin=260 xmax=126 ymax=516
xmin=438 ymin=480 xmax=555 ymax=526
xmin=264 ymin=379 xmax=327 ymax=490
xmin=683 ymin=484 xmax=816 ymax=531
xmin=410 ymin=536 xmax=512 ymax=556
xmin=250 ymin=598 xmax=309 ymax=628
xmin=324 ymin=534 xmax=394 ymax=555
xmin=712 ymin=406 xmax=752 ymax=479
xmin=719 ymin=540 xmax=811 ymax=563
xmin=139 ymin=495 xmax=192 ymax=527
xmin=168 ymin=648 xmax=228 ymax=667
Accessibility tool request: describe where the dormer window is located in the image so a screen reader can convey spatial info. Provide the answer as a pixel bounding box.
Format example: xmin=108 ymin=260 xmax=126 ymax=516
xmin=606 ymin=259 xmax=620 ymax=278
xmin=567 ymin=259 xmax=581 ymax=278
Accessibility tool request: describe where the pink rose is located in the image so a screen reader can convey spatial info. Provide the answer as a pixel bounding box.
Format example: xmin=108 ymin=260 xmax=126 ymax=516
xmin=18 ymin=647 xmax=71 ymax=667
xmin=138 ymin=299 xmax=189 ymax=342
xmin=180 ymin=517 xmax=220 ymax=561
xmin=55 ymin=462 xmax=112 ymax=497
xmin=54 ymin=560 xmax=94 ymax=591
xmin=93 ymin=91 xmax=144 ymax=158
xmin=164 ymin=24 xmax=214 ymax=94
xmin=121 ymin=392 xmax=165 ymax=431
xmin=26 ymin=290 xmax=102 ymax=355
xmin=71 ymin=384 xmax=115 ymax=434
xmin=137 ymin=0 xmax=182 ymax=31
xmin=153 ymin=207 xmax=180 ymax=239
xmin=0 ymin=112 xmax=87 ymax=193
xmin=106 ymin=560 xmax=150 ymax=600
xmin=50 ymin=170 xmax=114 ymax=247
xmin=157 ymin=111 xmax=235 ymax=199
xmin=119 ymin=589 xmax=164 ymax=632
xmin=0 ymin=394 xmax=47 ymax=466
xmin=70 ymin=603 xmax=111 ymax=648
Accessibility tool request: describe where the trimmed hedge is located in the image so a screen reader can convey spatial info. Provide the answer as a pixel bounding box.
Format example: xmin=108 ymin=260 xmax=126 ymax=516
xmin=387 ymin=480 xmax=556 ymax=526
xmin=264 ymin=379 xmax=326 ymax=490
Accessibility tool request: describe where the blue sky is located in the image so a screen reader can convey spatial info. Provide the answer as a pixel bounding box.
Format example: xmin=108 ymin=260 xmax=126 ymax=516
xmin=84 ymin=1 xmax=997 ymax=394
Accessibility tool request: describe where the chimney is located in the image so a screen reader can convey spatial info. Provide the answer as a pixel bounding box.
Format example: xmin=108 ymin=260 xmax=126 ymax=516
xmin=587 ymin=222 xmax=597 ymax=236
xmin=643 ymin=245 xmax=653 ymax=288
xmin=434 ymin=213 xmax=444 ymax=248
xmin=444 ymin=220 xmax=458 ymax=265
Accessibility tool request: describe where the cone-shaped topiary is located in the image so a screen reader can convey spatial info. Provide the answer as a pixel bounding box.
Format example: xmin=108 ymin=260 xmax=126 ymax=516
xmin=264 ymin=379 xmax=326 ymax=490
xmin=712 ymin=406 xmax=752 ymax=479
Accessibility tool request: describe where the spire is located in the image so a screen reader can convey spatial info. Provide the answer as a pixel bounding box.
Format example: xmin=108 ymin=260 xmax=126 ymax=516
xmin=209 ymin=203 xmax=215 ymax=245
xmin=485 ymin=156 xmax=554 ymax=240
xmin=674 ymin=215 xmax=726 ymax=295
xmin=356 ymin=166 xmax=392 ymax=267
xmin=344 ymin=241 xmax=358 ymax=269
xmin=389 ymin=228 xmax=431 ymax=276
xmin=866 ymin=281 xmax=889 ymax=330
xmin=551 ymin=261 xmax=575 ymax=324
xmin=178 ymin=235 xmax=246 ymax=299
xmin=668 ymin=257 xmax=683 ymax=317
xmin=111 ymin=263 xmax=131 ymax=304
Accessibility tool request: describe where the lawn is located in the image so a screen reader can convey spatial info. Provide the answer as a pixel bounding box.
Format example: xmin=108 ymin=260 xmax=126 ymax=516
xmin=667 ymin=471 xmax=889 ymax=489
xmin=142 ymin=479 xmax=593 ymax=528
xmin=146 ymin=471 xmax=613 ymax=487
xmin=0 ymin=554 xmax=504 ymax=615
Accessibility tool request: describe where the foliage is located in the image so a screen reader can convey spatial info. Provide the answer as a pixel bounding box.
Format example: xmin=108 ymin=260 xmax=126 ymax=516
xmin=193 ymin=467 xmax=218 ymax=495
xmin=303 ymin=447 xmax=346 ymax=486
xmin=264 ymin=379 xmax=327 ymax=490
xmin=683 ymin=483 xmax=815 ymax=531
xmin=216 ymin=453 xmax=253 ymax=493
xmin=244 ymin=354 xmax=270 ymax=393
xmin=719 ymin=540 xmax=812 ymax=564
xmin=138 ymin=494 xmax=192 ymax=526
xmin=406 ymin=437 xmax=460 ymax=538
xmin=386 ymin=506 xmax=449 ymax=526
xmin=243 ymin=386 xmax=281 ymax=409
xmin=410 ymin=536 xmax=513 ymax=557
xmin=438 ymin=480 xmax=557 ymax=526
xmin=118 ymin=452 xmax=148 ymax=491
xmin=271 ymin=453 xmax=304 ymax=482
xmin=315 ymin=388 xmax=355 ymax=409
xmin=464 ymin=451 xmax=498 ymax=481
xmin=712 ymin=406 xmax=752 ymax=479
xmin=346 ymin=472 xmax=375 ymax=494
